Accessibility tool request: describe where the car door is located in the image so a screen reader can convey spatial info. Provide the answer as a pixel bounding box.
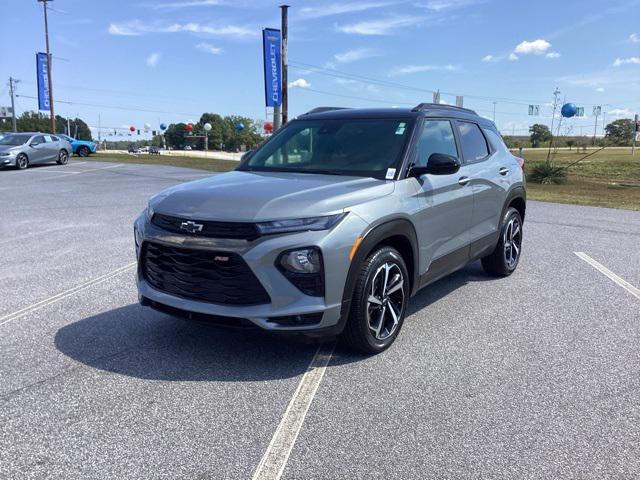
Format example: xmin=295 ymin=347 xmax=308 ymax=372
xmin=411 ymin=118 xmax=474 ymax=280
xmin=42 ymin=134 xmax=59 ymax=162
xmin=455 ymin=121 xmax=506 ymax=257
xmin=28 ymin=135 xmax=48 ymax=163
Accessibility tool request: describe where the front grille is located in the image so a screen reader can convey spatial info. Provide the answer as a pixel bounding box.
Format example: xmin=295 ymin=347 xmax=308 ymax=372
xmin=151 ymin=213 xmax=259 ymax=240
xmin=142 ymin=242 xmax=270 ymax=305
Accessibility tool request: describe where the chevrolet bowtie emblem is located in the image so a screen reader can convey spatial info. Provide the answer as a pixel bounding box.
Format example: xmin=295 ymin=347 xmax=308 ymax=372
xmin=179 ymin=220 xmax=204 ymax=233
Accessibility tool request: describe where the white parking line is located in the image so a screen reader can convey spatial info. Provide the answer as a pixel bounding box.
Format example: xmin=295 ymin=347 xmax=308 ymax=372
xmin=575 ymin=252 xmax=640 ymax=300
xmin=0 ymin=262 xmax=137 ymax=327
xmin=252 ymin=341 xmax=336 ymax=480
xmin=53 ymin=164 xmax=123 ymax=178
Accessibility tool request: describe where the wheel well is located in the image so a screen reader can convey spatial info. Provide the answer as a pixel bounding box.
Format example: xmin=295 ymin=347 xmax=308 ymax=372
xmin=373 ymin=235 xmax=415 ymax=292
xmin=509 ymin=196 xmax=526 ymax=221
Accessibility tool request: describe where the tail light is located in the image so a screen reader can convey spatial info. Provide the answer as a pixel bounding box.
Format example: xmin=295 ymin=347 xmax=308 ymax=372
xmin=515 ymin=156 xmax=525 ymax=169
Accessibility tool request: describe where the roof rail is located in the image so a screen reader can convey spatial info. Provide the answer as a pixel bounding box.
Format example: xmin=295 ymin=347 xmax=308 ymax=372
xmin=411 ymin=103 xmax=477 ymax=115
xmin=302 ymin=107 xmax=351 ymax=115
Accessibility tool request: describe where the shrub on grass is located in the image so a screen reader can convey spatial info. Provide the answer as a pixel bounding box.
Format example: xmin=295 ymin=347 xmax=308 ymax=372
xmin=528 ymin=162 xmax=568 ymax=184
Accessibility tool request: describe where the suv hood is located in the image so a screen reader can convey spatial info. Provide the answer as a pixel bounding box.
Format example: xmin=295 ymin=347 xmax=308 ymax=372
xmin=151 ymin=170 xmax=394 ymax=221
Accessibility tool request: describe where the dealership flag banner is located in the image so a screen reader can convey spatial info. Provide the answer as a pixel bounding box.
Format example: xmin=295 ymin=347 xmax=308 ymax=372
xmin=36 ymin=52 xmax=50 ymax=111
xmin=262 ymin=28 xmax=282 ymax=108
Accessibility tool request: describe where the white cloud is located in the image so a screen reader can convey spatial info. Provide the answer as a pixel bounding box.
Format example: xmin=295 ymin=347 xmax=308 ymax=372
xmin=514 ymin=39 xmax=552 ymax=55
xmin=420 ymin=0 xmax=483 ymax=11
xmin=629 ymin=33 xmax=639 ymax=43
xmin=390 ymin=64 xmax=456 ymax=76
xmin=596 ymin=87 xmax=605 ymax=92
xmin=607 ymin=108 xmax=633 ymax=116
xmin=289 ymin=78 xmax=311 ymax=88
xmin=334 ymin=48 xmax=378 ymax=63
xmin=545 ymin=51 xmax=560 ymax=59
xmin=146 ymin=52 xmax=161 ymax=67
xmin=152 ymin=0 xmax=222 ymax=9
xmin=107 ymin=20 xmax=256 ymax=39
xmin=336 ymin=16 xmax=422 ymax=35
xmin=299 ymin=1 xmax=394 ymax=19
xmin=613 ymin=56 xmax=640 ymax=66
xmin=481 ymin=55 xmax=494 ymax=62
xmin=508 ymin=53 xmax=518 ymax=61
xmin=196 ymin=42 xmax=222 ymax=55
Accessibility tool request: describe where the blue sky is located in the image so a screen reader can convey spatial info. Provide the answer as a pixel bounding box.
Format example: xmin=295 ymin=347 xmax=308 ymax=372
xmin=2 ymin=0 xmax=639 ymax=139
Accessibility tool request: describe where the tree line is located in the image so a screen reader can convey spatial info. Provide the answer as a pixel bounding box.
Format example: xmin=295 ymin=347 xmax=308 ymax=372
xmin=0 ymin=111 xmax=92 ymax=139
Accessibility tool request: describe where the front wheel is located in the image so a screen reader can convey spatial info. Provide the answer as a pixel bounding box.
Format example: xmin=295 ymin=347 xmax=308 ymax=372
xmin=481 ymin=207 xmax=523 ymax=276
xmin=342 ymin=246 xmax=409 ymax=354
xmin=16 ymin=153 xmax=29 ymax=170
xmin=56 ymin=149 xmax=69 ymax=165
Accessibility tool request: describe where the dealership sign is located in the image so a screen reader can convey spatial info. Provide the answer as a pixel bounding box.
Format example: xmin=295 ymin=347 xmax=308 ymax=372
xmin=262 ymin=28 xmax=282 ymax=108
xmin=36 ymin=52 xmax=50 ymax=111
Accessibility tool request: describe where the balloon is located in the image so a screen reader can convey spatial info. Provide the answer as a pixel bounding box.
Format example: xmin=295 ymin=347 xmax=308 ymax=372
xmin=144 ymin=123 xmax=151 ymax=131
xmin=185 ymin=123 xmax=194 ymax=133
xmin=264 ymin=122 xmax=273 ymax=133
xmin=204 ymin=122 xmax=212 ymax=132
xmin=129 ymin=126 xmax=136 ymax=132
xmin=561 ymin=103 xmax=577 ymax=118
xmin=159 ymin=123 xmax=167 ymax=130
xmin=235 ymin=122 xmax=245 ymax=131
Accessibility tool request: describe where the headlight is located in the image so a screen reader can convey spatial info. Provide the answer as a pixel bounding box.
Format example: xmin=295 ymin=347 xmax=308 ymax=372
xmin=256 ymin=213 xmax=345 ymax=235
xmin=277 ymin=247 xmax=324 ymax=296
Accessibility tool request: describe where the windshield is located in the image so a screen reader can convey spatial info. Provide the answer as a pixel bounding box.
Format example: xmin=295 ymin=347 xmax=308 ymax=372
xmin=0 ymin=134 xmax=31 ymax=146
xmin=241 ymin=118 xmax=414 ymax=179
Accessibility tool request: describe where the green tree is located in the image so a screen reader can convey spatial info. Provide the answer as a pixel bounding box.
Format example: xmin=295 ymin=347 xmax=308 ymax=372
xmin=164 ymin=123 xmax=188 ymax=149
xmin=605 ymin=119 xmax=634 ymax=146
xmin=566 ymin=139 xmax=575 ymax=150
xmin=529 ymin=123 xmax=552 ymax=148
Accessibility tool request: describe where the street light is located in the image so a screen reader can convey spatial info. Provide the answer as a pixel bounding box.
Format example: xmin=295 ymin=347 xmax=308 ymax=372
xmin=37 ymin=0 xmax=55 ymax=133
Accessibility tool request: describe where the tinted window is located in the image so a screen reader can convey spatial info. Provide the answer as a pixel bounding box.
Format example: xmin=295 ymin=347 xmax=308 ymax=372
xmin=458 ymin=121 xmax=489 ymax=162
xmin=243 ymin=119 xmax=413 ymax=179
xmin=50 ymin=135 xmax=60 ymax=142
xmin=43 ymin=135 xmax=54 ymax=142
xmin=0 ymin=134 xmax=31 ymax=146
xmin=31 ymin=135 xmax=46 ymax=145
xmin=416 ymin=120 xmax=458 ymax=167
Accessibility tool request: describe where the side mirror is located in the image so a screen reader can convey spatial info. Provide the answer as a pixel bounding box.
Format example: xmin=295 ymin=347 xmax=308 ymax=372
xmin=408 ymin=153 xmax=461 ymax=178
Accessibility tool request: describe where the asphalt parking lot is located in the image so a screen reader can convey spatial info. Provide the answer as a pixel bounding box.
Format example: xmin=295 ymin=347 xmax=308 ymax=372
xmin=1 ymin=159 xmax=639 ymax=479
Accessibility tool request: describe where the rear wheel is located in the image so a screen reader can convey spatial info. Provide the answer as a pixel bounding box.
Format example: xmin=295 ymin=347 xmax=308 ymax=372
xmin=16 ymin=153 xmax=29 ymax=170
xmin=342 ymin=246 xmax=409 ymax=354
xmin=56 ymin=149 xmax=69 ymax=165
xmin=481 ymin=207 xmax=523 ymax=276
xmin=77 ymin=146 xmax=90 ymax=157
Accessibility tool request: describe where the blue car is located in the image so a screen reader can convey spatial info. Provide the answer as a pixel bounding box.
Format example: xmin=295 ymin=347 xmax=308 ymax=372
xmin=59 ymin=134 xmax=97 ymax=157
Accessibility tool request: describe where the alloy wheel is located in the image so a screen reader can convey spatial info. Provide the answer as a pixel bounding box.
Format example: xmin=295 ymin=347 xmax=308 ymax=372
xmin=503 ymin=216 xmax=522 ymax=269
xmin=17 ymin=155 xmax=28 ymax=169
xmin=59 ymin=151 xmax=68 ymax=164
xmin=366 ymin=262 xmax=405 ymax=341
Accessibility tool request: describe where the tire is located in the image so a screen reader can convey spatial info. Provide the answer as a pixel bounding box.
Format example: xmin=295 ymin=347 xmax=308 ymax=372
xmin=481 ymin=207 xmax=523 ymax=277
xmin=77 ymin=146 xmax=90 ymax=157
xmin=16 ymin=153 xmax=29 ymax=170
xmin=56 ymin=149 xmax=69 ymax=165
xmin=342 ymin=246 xmax=410 ymax=354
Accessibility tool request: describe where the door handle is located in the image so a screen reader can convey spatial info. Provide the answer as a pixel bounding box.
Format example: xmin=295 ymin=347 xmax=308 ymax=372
xmin=499 ymin=167 xmax=509 ymax=176
xmin=458 ymin=176 xmax=470 ymax=186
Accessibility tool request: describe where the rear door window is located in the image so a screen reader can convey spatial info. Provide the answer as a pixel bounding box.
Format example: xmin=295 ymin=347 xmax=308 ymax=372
xmin=457 ymin=121 xmax=489 ymax=162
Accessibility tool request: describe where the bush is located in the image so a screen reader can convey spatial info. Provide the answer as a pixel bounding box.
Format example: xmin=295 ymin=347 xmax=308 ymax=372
xmin=528 ymin=162 xmax=567 ymax=184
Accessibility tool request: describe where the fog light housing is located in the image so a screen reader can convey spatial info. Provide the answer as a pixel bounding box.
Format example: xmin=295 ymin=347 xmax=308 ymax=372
xmin=277 ymin=247 xmax=324 ymax=296
xmin=267 ymin=313 xmax=323 ymax=326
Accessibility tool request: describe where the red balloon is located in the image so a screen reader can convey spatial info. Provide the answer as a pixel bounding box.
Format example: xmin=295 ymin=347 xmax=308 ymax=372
xmin=129 ymin=126 xmax=136 ymax=132
xmin=185 ymin=123 xmax=194 ymax=132
xmin=264 ymin=122 xmax=273 ymax=133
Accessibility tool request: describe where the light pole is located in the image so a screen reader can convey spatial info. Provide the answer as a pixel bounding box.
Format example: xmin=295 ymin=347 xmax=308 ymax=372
xmin=8 ymin=77 xmax=19 ymax=132
xmin=37 ymin=0 xmax=55 ymax=133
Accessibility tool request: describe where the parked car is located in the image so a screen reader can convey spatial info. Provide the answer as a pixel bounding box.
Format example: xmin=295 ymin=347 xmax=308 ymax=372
xmin=128 ymin=145 xmax=141 ymax=154
xmin=59 ymin=134 xmax=96 ymax=157
xmin=149 ymin=146 xmax=161 ymax=155
xmin=134 ymin=104 xmax=526 ymax=353
xmin=0 ymin=132 xmax=71 ymax=170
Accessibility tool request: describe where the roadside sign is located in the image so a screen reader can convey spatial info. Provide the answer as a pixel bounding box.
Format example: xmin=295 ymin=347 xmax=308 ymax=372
xmin=36 ymin=52 xmax=50 ymax=111
xmin=262 ymin=28 xmax=282 ymax=108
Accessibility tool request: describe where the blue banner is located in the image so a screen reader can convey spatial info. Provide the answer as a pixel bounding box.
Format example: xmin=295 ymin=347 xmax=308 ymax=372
xmin=36 ymin=52 xmax=50 ymax=111
xmin=262 ymin=28 xmax=282 ymax=108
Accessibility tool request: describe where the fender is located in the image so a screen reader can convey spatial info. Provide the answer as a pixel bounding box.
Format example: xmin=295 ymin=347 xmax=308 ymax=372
xmin=502 ymin=185 xmax=526 ymax=222
xmin=328 ymin=218 xmax=419 ymax=336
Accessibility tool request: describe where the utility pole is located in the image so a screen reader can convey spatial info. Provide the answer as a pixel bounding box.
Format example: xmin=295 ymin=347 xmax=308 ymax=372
xmin=280 ymin=5 xmax=289 ymax=125
xmin=8 ymin=77 xmax=18 ymax=132
xmin=592 ymin=106 xmax=601 ymax=145
xmin=633 ymin=114 xmax=638 ymax=156
xmin=38 ymin=0 xmax=55 ymax=133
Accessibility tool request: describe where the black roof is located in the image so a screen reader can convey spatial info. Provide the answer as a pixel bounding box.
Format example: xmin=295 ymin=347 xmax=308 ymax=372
xmin=299 ymin=104 xmax=496 ymax=128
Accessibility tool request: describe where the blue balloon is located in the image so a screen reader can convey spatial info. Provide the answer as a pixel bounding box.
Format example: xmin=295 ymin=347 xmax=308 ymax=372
xmin=235 ymin=122 xmax=245 ymax=131
xmin=561 ymin=103 xmax=577 ymax=118
xmin=160 ymin=123 xmax=167 ymax=130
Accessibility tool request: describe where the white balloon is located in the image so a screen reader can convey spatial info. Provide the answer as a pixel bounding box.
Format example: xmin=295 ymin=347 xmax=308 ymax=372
xmin=144 ymin=123 xmax=151 ymax=131
xmin=204 ymin=122 xmax=212 ymax=131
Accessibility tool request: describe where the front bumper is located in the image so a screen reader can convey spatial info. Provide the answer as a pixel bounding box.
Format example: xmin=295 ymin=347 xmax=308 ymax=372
xmin=1 ymin=154 xmax=16 ymax=166
xmin=134 ymin=212 xmax=368 ymax=334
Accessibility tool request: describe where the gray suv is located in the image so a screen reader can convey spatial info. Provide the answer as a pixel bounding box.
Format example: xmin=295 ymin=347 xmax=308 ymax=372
xmin=134 ymin=104 xmax=525 ymax=353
